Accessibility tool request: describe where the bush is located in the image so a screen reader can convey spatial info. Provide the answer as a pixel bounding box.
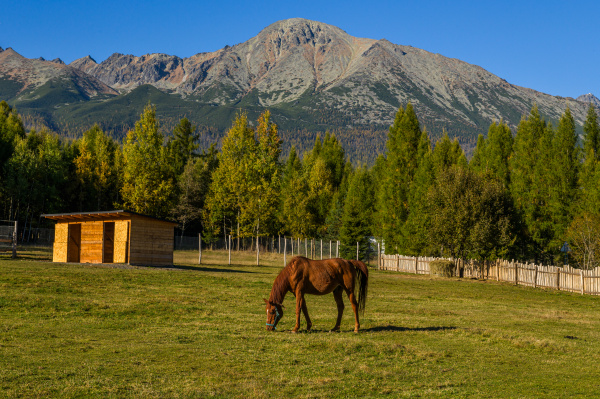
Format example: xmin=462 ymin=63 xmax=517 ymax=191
xmin=430 ymin=260 xmax=455 ymax=277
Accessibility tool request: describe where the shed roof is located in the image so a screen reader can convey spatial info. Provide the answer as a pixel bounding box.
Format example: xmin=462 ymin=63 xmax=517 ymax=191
xmin=41 ymin=210 xmax=177 ymax=225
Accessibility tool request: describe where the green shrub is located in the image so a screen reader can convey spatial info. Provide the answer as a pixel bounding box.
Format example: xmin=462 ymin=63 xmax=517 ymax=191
xmin=430 ymin=260 xmax=455 ymax=277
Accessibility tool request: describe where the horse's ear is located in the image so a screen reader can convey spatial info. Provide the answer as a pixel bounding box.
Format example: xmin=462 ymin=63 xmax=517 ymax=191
xmin=263 ymin=298 xmax=270 ymax=306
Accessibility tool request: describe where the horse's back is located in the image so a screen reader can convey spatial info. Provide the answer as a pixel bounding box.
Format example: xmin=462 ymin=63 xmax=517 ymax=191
xmin=287 ymin=256 xmax=354 ymax=294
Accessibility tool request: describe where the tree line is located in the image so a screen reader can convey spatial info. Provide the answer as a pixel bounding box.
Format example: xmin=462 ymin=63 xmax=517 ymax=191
xmin=1 ymin=99 xmax=599 ymax=268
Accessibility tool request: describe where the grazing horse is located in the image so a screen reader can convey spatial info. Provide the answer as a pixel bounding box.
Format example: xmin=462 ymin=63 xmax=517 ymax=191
xmin=264 ymin=256 xmax=368 ymax=333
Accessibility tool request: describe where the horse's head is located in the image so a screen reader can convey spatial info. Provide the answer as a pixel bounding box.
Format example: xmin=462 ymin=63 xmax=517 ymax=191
xmin=264 ymin=299 xmax=284 ymax=331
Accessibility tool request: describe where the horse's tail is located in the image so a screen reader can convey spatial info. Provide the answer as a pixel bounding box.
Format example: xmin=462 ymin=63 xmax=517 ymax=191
xmin=353 ymin=260 xmax=369 ymax=314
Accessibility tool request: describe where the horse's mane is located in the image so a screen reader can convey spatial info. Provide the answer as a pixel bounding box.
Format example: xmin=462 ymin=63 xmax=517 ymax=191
xmin=269 ymin=258 xmax=298 ymax=304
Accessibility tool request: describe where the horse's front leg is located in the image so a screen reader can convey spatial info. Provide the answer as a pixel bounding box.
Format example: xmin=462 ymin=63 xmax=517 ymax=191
xmin=292 ymin=290 xmax=304 ymax=333
xmin=331 ymin=286 xmax=344 ymax=332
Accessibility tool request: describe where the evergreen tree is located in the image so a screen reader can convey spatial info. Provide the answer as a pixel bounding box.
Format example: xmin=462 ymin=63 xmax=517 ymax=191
xmin=402 ymin=130 xmax=435 ymax=255
xmin=580 ymin=104 xmax=600 ymax=213
xmin=375 ymin=103 xmax=423 ymax=253
xmin=168 ymin=117 xmax=200 ymax=176
xmin=121 ymin=104 xmax=176 ymax=218
xmin=485 ymin=120 xmax=513 ymax=188
xmin=549 ymin=107 xmax=579 ymax=252
xmin=340 ymin=167 xmax=374 ymax=261
xmin=509 ymin=105 xmax=551 ymax=260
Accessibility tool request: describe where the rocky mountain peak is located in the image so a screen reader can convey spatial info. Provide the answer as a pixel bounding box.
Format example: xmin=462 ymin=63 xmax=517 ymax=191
xmin=577 ymin=93 xmax=600 ymax=108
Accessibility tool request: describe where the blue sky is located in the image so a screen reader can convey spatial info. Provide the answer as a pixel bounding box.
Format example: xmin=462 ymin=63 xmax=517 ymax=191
xmin=2 ymin=0 xmax=598 ymax=98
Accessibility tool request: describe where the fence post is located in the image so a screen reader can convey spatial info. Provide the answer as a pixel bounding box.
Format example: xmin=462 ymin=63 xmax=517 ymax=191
xmin=581 ymin=269 xmax=585 ymax=295
xmin=396 ymin=254 xmax=400 ymax=272
xmin=198 ymin=234 xmax=202 ymax=264
xmin=514 ymin=261 xmax=518 ymax=285
xmin=356 ymin=242 xmax=359 ymax=260
xmin=336 ymin=241 xmax=339 ymax=258
xmin=415 ymin=256 xmax=419 ymax=274
xmin=556 ymin=268 xmax=561 ymax=290
xmin=534 ymin=265 xmax=538 ymax=288
xmin=228 ymin=235 xmax=231 ymax=265
xmin=329 ymin=240 xmax=332 ymax=258
xmin=377 ymin=242 xmax=381 ymax=270
xmin=278 ymin=235 xmax=281 ymax=254
xmin=12 ymin=221 xmax=17 ymax=259
xmin=257 ymin=235 xmax=260 ymax=266
xmin=320 ymin=239 xmax=323 ymax=260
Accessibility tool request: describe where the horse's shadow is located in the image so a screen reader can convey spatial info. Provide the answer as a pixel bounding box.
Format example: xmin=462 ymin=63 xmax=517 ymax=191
xmin=362 ymin=325 xmax=457 ymax=333
xmin=282 ymin=325 xmax=456 ymax=333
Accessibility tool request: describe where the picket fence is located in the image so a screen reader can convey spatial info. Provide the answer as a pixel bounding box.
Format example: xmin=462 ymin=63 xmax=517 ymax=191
xmin=379 ymin=254 xmax=600 ymax=296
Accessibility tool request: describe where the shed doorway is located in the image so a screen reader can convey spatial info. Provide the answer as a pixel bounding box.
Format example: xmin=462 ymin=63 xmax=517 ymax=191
xmin=103 ymin=222 xmax=115 ymax=263
xmin=67 ymin=223 xmax=81 ymax=262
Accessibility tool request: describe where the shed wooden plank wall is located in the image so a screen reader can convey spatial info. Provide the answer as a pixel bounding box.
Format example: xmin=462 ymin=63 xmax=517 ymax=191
xmin=129 ymin=216 xmax=174 ymax=266
xmin=53 ymin=223 xmax=68 ymax=263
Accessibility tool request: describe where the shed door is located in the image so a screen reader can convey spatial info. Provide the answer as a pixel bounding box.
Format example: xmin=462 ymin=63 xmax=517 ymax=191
xmin=103 ymin=222 xmax=115 ymax=263
xmin=113 ymin=221 xmax=129 ymax=263
xmin=67 ymin=224 xmax=81 ymax=263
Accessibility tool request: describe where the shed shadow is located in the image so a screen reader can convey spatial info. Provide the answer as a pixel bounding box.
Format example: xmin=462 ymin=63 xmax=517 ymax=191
xmin=150 ymin=264 xmax=256 ymax=274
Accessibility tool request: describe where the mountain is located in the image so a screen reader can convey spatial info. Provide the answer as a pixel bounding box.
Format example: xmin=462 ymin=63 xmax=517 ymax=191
xmin=0 ymin=19 xmax=595 ymax=160
xmin=577 ymin=93 xmax=600 ymax=109
xmin=0 ymin=47 xmax=117 ymax=111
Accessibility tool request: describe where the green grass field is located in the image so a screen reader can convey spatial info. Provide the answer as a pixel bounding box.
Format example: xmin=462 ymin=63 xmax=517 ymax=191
xmin=2 ymin=249 xmax=600 ymax=398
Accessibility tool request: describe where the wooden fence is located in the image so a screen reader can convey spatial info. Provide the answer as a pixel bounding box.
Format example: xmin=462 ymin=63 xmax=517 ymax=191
xmin=380 ymin=254 xmax=600 ymax=296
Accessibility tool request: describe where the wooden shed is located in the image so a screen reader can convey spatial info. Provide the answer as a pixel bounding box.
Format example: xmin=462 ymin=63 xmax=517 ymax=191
xmin=42 ymin=210 xmax=176 ymax=266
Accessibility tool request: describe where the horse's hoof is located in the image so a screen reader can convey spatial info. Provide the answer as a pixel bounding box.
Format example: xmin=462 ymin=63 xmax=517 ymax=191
xmin=290 ymin=330 xmax=298 ymax=334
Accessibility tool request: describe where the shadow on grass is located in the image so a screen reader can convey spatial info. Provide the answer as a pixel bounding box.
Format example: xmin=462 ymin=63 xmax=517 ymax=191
xmin=362 ymin=325 xmax=457 ymax=333
xmin=274 ymin=325 xmax=457 ymax=334
xmin=153 ymin=264 xmax=257 ymax=274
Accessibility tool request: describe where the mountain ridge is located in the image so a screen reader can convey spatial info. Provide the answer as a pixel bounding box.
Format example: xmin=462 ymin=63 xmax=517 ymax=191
xmin=1 ymin=18 xmax=597 ymax=161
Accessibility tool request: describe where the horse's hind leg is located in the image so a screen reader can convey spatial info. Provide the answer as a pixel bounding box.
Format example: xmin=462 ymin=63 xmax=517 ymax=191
xmin=331 ymin=287 xmax=344 ymax=332
xmin=345 ymin=289 xmax=360 ymax=333
xmin=301 ymin=301 xmax=312 ymax=331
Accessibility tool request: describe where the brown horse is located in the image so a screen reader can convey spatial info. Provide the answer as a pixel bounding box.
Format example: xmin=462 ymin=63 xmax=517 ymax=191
xmin=264 ymin=256 xmax=368 ymax=333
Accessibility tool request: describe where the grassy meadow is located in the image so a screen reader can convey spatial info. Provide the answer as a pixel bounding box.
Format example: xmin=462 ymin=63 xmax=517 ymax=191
xmin=1 ymin=248 xmax=600 ymax=398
